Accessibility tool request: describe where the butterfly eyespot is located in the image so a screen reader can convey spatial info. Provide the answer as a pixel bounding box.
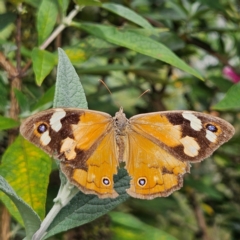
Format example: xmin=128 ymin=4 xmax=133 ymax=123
xmin=102 ymin=177 xmax=111 ymax=186
xmin=138 ymin=177 xmax=147 ymax=187
xmin=37 ymin=123 xmax=48 ymax=134
xmin=206 ymin=124 xmax=218 ymax=132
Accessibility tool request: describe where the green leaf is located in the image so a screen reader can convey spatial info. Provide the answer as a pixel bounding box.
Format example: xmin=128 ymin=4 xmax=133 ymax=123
xmin=0 ymin=176 xmax=41 ymax=240
xmin=14 ymin=88 xmax=30 ymax=113
xmin=23 ymin=0 xmax=40 ymax=7
xmin=74 ymin=0 xmax=101 ymax=6
xmin=53 ymin=48 xmax=88 ymax=108
xmin=44 ymin=169 xmax=130 ymax=238
xmin=32 ymin=48 xmax=56 ymax=86
xmin=0 ymin=116 xmax=19 ymax=130
xmin=78 ymin=64 xmax=151 ymax=74
xmin=0 ymin=136 xmax=52 ymax=221
xmin=0 ymin=12 xmax=16 ymax=31
xmin=0 ymin=80 xmax=8 ymax=111
xmin=101 ymin=3 xmax=153 ymax=29
xmin=110 ymin=211 xmax=178 ymax=240
xmin=166 ymin=1 xmax=188 ymax=20
xmin=213 ymin=82 xmax=240 ymax=110
xmin=197 ymin=0 xmax=225 ymax=11
xmin=63 ymin=36 xmax=115 ymax=63
xmin=57 ymin=0 xmax=70 ymax=15
xmin=208 ymin=76 xmax=233 ymax=92
xmin=158 ymin=32 xmax=185 ymax=51
xmin=74 ymin=23 xmax=203 ymax=80
xmin=126 ymin=28 xmax=169 ymax=37
xmin=185 ymin=178 xmax=223 ymax=200
xmin=63 ymin=47 xmax=90 ymax=64
xmin=31 ymin=85 xmax=55 ymax=111
xmin=156 ymin=8 xmax=187 ymax=21
xmin=37 ymin=0 xmax=58 ymax=45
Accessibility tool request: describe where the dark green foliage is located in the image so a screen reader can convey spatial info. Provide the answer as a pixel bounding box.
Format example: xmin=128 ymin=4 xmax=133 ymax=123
xmin=0 ymin=0 xmax=239 ymax=239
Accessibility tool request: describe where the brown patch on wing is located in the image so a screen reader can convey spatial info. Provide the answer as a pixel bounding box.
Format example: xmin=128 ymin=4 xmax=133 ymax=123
xmin=167 ymin=112 xmax=235 ymax=161
xmin=20 ymin=109 xmax=81 ymax=156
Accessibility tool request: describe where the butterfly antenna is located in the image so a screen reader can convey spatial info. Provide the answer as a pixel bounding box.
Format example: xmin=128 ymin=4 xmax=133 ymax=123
xmin=99 ymin=79 xmax=121 ymax=109
xmin=137 ymin=89 xmax=150 ymax=99
xmin=99 ymin=79 xmax=112 ymax=95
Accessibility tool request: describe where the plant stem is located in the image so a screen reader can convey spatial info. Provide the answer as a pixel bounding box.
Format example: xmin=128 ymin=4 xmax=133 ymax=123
xmin=40 ymin=5 xmax=82 ymax=50
xmin=32 ymin=181 xmax=78 ymax=240
xmin=22 ymin=5 xmax=83 ymax=74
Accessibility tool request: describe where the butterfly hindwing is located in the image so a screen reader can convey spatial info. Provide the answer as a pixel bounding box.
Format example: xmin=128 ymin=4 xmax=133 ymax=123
xmin=125 ymin=131 xmax=190 ymax=199
xmin=61 ymin=129 xmax=119 ymax=198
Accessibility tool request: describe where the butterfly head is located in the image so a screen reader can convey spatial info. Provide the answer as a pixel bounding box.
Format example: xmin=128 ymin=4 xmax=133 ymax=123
xmin=113 ymin=107 xmax=129 ymax=133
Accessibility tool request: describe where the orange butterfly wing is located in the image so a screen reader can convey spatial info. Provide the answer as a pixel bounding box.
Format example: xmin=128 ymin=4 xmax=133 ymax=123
xmin=20 ymin=108 xmax=119 ymax=198
xmin=61 ymin=110 xmax=119 ymax=198
xmin=124 ymin=111 xmax=234 ymax=199
xmin=126 ymin=131 xmax=189 ymax=199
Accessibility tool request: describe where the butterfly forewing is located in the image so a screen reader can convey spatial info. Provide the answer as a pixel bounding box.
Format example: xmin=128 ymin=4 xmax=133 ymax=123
xmin=129 ymin=111 xmax=235 ymax=162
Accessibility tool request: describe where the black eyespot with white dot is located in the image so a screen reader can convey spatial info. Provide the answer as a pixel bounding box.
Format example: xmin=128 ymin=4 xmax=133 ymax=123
xmin=206 ymin=124 xmax=218 ymax=132
xmin=102 ymin=177 xmax=111 ymax=186
xmin=138 ymin=178 xmax=147 ymax=187
xmin=37 ymin=123 xmax=48 ymax=134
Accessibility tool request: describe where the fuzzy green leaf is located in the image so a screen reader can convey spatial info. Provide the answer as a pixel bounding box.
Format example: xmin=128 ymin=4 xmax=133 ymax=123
xmin=44 ymin=169 xmax=130 ymax=238
xmin=54 ymin=48 xmax=88 ymax=108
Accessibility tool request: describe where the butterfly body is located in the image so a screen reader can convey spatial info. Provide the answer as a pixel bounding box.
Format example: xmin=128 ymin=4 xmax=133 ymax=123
xmin=20 ymin=108 xmax=235 ymax=199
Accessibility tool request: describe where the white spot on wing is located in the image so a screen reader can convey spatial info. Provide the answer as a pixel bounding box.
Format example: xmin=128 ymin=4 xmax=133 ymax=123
xmin=40 ymin=130 xmax=51 ymax=146
xmin=206 ymin=130 xmax=217 ymax=143
xmin=60 ymin=137 xmax=77 ymax=160
xmin=50 ymin=109 xmax=66 ymax=132
xmin=182 ymin=112 xmax=202 ymax=131
xmin=180 ymin=136 xmax=200 ymax=157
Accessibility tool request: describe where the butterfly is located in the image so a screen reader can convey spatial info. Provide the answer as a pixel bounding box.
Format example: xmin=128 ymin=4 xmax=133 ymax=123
xmin=20 ymin=107 xmax=235 ymax=199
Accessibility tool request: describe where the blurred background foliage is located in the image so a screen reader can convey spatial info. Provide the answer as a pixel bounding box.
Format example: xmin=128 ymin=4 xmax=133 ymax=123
xmin=0 ymin=0 xmax=240 ymax=239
